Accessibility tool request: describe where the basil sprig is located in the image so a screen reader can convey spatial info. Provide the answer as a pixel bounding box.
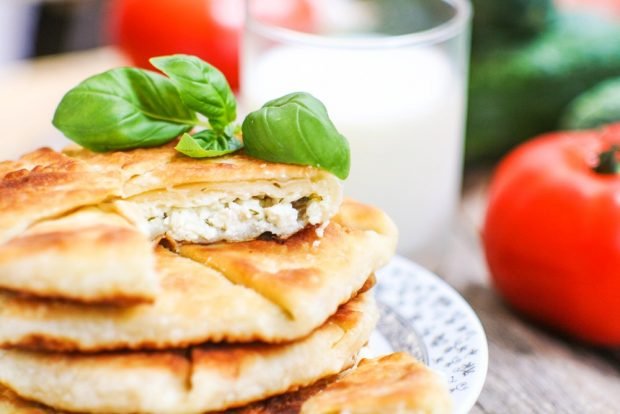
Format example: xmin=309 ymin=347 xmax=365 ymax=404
xmin=242 ymin=92 xmax=350 ymax=179
xmin=52 ymin=55 xmax=351 ymax=180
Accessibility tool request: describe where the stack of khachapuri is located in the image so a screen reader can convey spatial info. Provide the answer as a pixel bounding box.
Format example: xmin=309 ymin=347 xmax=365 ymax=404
xmin=0 ymin=142 xmax=452 ymax=413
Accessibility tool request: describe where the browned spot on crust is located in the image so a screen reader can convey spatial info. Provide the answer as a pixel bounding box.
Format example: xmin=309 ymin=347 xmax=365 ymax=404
xmin=0 ymin=287 xmax=152 ymax=307
xmin=2 ymin=333 xmax=283 ymax=354
xmin=329 ymin=306 xmax=363 ymax=333
xmin=358 ymin=274 xmax=376 ymax=294
xmin=1 ymin=334 xmax=83 ymax=353
xmin=2 ymin=347 xmax=189 ymax=378
xmin=219 ymin=377 xmax=336 ymax=414
xmin=2 ymin=226 xmax=137 ymax=250
xmin=0 ymin=148 xmax=117 ymax=208
xmin=0 ymin=384 xmax=62 ymax=414
xmin=158 ymin=234 xmax=180 ymax=252
xmin=100 ymin=350 xmax=190 ymax=375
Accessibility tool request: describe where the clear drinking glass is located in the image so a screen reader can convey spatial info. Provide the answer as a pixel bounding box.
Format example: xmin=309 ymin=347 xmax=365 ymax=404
xmin=242 ymin=0 xmax=472 ymax=269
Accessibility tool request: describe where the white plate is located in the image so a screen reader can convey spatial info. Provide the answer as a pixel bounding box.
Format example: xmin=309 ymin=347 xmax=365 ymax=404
xmin=363 ymin=256 xmax=488 ymax=414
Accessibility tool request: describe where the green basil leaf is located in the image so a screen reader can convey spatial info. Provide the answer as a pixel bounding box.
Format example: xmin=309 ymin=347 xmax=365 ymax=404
xmin=242 ymin=92 xmax=350 ymax=179
xmin=52 ymin=67 xmax=197 ymax=152
xmin=175 ymin=130 xmax=243 ymax=158
xmin=150 ymin=55 xmax=236 ymax=133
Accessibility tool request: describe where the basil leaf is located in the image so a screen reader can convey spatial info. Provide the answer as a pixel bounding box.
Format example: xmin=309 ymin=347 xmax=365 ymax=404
xmin=52 ymin=68 xmax=196 ymax=152
xmin=175 ymin=130 xmax=243 ymax=158
xmin=242 ymin=92 xmax=350 ymax=179
xmin=150 ymin=55 xmax=236 ymax=133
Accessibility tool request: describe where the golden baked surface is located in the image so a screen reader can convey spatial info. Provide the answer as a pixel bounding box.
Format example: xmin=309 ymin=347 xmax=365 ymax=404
xmin=0 ymin=148 xmax=120 ymax=244
xmin=0 ymin=292 xmax=377 ymax=414
xmin=300 ymin=352 xmax=453 ymax=414
xmin=0 ymin=207 xmax=157 ymax=304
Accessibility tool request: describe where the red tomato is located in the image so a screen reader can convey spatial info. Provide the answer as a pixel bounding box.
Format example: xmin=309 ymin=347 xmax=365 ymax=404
xmin=106 ymin=0 xmax=314 ymax=90
xmin=483 ymin=123 xmax=620 ymax=345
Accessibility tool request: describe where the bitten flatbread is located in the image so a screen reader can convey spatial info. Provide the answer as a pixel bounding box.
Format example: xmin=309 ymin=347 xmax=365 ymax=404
xmin=0 ymin=142 xmax=342 ymax=245
xmin=0 ymin=292 xmax=377 ymax=414
xmin=0 ymin=200 xmax=395 ymax=351
xmin=0 ymin=142 xmax=343 ymax=302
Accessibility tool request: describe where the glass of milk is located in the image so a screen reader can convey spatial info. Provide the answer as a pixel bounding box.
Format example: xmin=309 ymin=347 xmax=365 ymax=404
xmin=242 ymin=0 xmax=471 ymax=269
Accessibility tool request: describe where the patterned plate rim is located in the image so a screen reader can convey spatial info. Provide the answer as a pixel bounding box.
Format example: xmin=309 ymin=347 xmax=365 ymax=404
xmin=375 ymin=255 xmax=488 ymax=414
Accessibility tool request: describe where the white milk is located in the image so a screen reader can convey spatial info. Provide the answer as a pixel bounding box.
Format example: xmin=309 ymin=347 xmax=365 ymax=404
xmin=242 ymin=45 xmax=465 ymax=267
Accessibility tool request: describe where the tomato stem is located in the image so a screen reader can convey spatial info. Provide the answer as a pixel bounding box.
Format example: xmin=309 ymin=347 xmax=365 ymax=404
xmin=594 ymin=145 xmax=620 ymax=174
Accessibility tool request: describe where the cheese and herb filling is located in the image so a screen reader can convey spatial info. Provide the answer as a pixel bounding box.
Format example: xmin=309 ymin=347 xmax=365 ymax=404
xmin=112 ymin=178 xmax=341 ymax=244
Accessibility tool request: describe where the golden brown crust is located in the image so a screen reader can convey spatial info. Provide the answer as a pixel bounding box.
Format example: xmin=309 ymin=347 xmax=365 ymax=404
xmin=0 ymin=208 xmax=157 ymax=304
xmin=300 ymin=353 xmax=453 ymax=414
xmin=0 ymin=225 xmax=153 ymax=305
xmin=0 ymin=332 xmax=82 ymax=353
xmin=63 ymin=142 xmax=331 ymax=197
xmin=0 ymin=352 xmax=450 ymax=414
xmin=0 ymin=293 xmax=377 ymax=414
xmin=220 ymin=379 xmax=333 ymax=414
xmin=0 ymin=386 xmax=60 ymax=414
xmin=0 ymin=291 xmax=153 ymax=308
xmin=0 ymin=148 xmax=121 ymax=244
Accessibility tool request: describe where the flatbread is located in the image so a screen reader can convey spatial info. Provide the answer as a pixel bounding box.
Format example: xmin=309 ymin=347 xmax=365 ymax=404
xmin=0 ymin=353 xmax=452 ymax=414
xmin=0 ymin=292 xmax=377 ymax=414
xmin=0 ymin=142 xmax=343 ymax=302
xmin=0 ymin=200 xmax=395 ymax=351
xmin=0 ymin=207 xmax=157 ymax=304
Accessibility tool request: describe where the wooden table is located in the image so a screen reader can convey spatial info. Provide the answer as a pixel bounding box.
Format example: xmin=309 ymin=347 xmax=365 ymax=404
xmin=1 ymin=49 xmax=619 ymax=413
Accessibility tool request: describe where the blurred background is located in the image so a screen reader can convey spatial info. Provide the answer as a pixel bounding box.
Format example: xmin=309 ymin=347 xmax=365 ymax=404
xmin=1 ymin=0 xmax=619 ymax=166
xmin=1 ymin=3 xmax=620 ymax=408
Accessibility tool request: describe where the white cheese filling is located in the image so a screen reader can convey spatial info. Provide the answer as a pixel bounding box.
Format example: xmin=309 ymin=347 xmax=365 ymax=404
xmin=115 ymin=195 xmax=328 ymax=244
